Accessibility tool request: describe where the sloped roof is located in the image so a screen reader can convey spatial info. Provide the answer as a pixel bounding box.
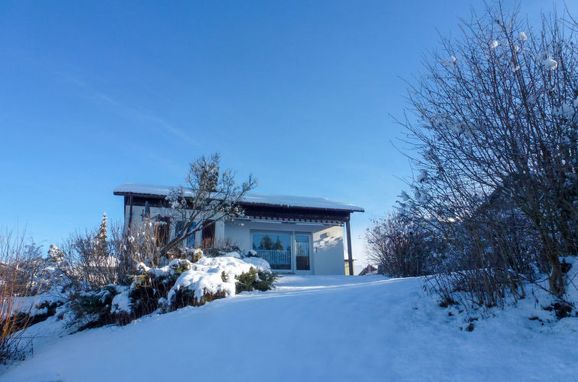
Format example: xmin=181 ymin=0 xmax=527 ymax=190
xmin=113 ymin=184 xmax=364 ymax=213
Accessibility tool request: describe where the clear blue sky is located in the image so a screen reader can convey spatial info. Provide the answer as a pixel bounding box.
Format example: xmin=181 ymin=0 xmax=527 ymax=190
xmin=0 ymin=0 xmax=567 ymax=267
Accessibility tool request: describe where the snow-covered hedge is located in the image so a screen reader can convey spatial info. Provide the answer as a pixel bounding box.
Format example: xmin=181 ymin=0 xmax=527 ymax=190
xmin=70 ymin=285 xmax=131 ymax=330
xmin=67 ymin=251 xmax=275 ymax=329
xmin=7 ymin=249 xmax=276 ymax=333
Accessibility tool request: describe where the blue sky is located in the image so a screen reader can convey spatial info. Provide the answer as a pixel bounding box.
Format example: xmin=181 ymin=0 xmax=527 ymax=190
xmin=0 ymin=0 xmax=568 ymax=267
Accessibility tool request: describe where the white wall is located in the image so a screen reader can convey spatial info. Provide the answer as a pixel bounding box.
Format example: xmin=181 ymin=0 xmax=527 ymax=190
xmin=312 ymin=225 xmax=345 ymax=275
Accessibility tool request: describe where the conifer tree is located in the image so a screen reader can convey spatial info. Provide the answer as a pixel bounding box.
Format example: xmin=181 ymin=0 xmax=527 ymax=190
xmin=95 ymin=213 xmax=108 ymax=258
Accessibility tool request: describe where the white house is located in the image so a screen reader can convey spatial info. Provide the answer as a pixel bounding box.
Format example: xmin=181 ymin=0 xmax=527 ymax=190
xmin=114 ymin=185 xmax=364 ymax=275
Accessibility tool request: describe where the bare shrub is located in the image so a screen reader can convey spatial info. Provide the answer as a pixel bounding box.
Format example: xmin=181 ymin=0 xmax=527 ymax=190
xmin=59 ymin=232 xmax=118 ymax=290
xmin=366 ymin=213 xmax=437 ymax=277
xmin=408 ymin=188 xmax=546 ymax=310
xmin=0 ymin=231 xmax=37 ymax=363
xmin=58 ymin=214 xmax=127 ymax=290
xmin=59 ymin=215 xmax=168 ymax=292
xmin=109 ymin=222 xmax=157 ymax=285
xmin=401 ymin=3 xmax=578 ymax=303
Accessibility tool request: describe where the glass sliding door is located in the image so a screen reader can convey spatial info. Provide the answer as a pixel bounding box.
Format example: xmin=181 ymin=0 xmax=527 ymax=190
xmin=252 ymin=231 xmax=292 ymax=270
xmin=295 ymin=234 xmax=311 ymax=271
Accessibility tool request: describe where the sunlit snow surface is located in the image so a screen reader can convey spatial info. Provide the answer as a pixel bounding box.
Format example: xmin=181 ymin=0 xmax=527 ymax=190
xmin=2 ymin=275 xmax=577 ymax=382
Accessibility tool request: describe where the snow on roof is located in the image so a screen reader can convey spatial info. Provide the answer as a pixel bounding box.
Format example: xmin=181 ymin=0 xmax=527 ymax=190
xmin=113 ymin=184 xmax=364 ymax=213
xmin=240 ymin=193 xmax=364 ymax=212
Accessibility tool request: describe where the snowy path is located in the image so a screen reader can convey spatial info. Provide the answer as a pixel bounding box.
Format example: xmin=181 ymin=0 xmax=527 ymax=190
xmin=1 ymin=275 xmax=576 ymax=382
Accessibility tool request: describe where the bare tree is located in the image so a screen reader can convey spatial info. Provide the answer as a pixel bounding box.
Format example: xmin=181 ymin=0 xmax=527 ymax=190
xmin=404 ymin=4 xmax=577 ymax=297
xmin=59 ymin=230 xmax=119 ymax=290
xmin=159 ymin=153 xmax=256 ymax=257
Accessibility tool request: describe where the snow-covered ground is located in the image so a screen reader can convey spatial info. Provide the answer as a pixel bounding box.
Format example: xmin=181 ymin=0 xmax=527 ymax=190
xmin=2 ymin=275 xmax=577 ymax=382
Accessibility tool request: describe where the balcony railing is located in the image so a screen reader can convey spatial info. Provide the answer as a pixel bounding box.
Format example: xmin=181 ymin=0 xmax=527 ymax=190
xmin=255 ymin=249 xmax=291 ymax=270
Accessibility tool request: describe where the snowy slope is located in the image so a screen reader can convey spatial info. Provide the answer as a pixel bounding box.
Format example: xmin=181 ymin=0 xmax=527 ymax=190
xmin=2 ymin=276 xmax=577 ymax=382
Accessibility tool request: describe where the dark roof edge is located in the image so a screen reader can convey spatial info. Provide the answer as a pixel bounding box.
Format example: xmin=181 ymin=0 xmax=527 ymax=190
xmin=113 ymin=190 xmax=365 ymax=213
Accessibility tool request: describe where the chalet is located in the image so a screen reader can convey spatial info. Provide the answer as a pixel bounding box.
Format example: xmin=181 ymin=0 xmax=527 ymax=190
xmin=114 ymin=184 xmax=364 ymax=275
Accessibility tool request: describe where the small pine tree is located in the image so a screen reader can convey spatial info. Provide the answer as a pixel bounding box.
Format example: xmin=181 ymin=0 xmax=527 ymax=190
xmin=47 ymin=244 xmax=64 ymax=263
xmin=95 ymin=213 xmax=109 ymax=257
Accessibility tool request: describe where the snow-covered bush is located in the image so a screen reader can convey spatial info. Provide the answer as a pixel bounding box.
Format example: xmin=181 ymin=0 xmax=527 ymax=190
xmin=70 ymin=286 xmax=117 ymax=330
xmin=110 ymin=286 xmax=132 ymax=324
xmin=235 ymin=268 xmax=277 ymax=294
xmin=69 ymin=285 xmax=133 ymax=330
xmin=190 ymin=248 xmax=203 ymax=263
xmin=166 ymin=255 xmax=272 ymax=310
xmin=12 ymin=294 xmax=66 ymax=325
xmin=128 ymin=259 xmax=188 ymax=317
xmin=128 ymin=252 xmax=274 ymax=313
xmin=29 ymin=245 xmax=71 ymax=296
xmin=14 ymin=239 xmax=276 ymax=332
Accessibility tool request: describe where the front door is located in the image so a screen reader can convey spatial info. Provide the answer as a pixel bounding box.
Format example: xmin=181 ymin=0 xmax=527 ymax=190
xmin=202 ymin=221 xmax=215 ymax=249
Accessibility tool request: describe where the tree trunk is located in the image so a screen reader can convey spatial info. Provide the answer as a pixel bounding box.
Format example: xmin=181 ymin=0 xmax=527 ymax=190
xmin=548 ymin=255 xmax=565 ymax=298
xmin=542 ymin=233 xmax=565 ymax=297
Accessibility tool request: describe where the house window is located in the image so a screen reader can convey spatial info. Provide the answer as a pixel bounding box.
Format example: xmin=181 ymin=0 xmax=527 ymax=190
xmin=175 ymin=221 xmax=196 ymax=248
xmin=252 ymin=231 xmax=292 ymax=270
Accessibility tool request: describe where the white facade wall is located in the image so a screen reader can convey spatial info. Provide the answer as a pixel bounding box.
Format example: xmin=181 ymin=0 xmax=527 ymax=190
xmin=312 ymin=225 xmax=346 ymax=275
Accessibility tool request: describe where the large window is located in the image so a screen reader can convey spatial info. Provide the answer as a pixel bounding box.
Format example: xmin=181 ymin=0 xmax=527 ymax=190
xmin=251 ymin=231 xmax=312 ymax=272
xmin=252 ymin=231 xmax=292 ymax=270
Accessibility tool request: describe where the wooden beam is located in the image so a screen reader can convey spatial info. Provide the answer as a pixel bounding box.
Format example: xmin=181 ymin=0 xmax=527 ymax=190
xmin=243 ymin=205 xmax=350 ymax=223
xmin=345 ymin=218 xmax=354 ymax=276
xmin=127 ymin=195 xmax=134 ymax=232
